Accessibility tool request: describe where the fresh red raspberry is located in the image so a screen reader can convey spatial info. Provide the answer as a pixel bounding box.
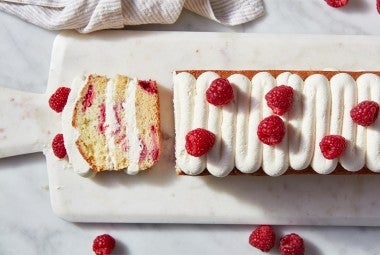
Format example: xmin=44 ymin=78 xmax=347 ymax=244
xmin=257 ymin=115 xmax=286 ymax=145
xmin=206 ymin=78 xmax=234 ymax=106
xmin=280 ymin=233 xmax=304 ymax=255
xmin=325 ymin=0 xmax=349 ymax=8
xmin=319 ymin=135 xmax=346 ymax=160
xmin=248 ymin=225 xmax=276 ymax=252
xmin=350 ymin=100 xmax=379 ymax=127
xmin=92 ymin=234 xmax=116 ymax=255
xmin=48 ymin=87 xmax=71 ymax=113
xmin=185 ymin=128 xmax=216 ymax=157
xmin=377 ymin=0 xmax=380 ymax=14
xmin=52 ymin=134 xmax=67 ymax=159
xmin=265 ymin=85 xmax=294 ymax=115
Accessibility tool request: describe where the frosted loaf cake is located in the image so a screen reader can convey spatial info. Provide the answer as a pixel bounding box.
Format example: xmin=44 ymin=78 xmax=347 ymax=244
xmin=173 ymin=70 xmax=380 ymax=177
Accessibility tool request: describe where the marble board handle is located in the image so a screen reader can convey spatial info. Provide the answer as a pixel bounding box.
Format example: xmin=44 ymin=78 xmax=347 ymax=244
xmin=0 ymin=87 xmax=53 ymax=158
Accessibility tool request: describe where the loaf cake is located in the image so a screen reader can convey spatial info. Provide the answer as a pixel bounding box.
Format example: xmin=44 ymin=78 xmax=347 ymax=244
xmin=173 ymin=70 xmax=380 ymax=177
xmin=61 ymin=74 xmax=161 ymax=175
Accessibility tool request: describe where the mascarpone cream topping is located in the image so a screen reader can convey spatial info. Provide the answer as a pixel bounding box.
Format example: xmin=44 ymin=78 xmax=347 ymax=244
xmin=124 ymin=78 xmax=142 ymax=175
xmin=173 ymin=71 xmax=380 ymax=176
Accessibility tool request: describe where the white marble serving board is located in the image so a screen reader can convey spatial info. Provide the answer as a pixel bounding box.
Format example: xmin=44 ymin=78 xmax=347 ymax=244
xmin=10 ymin=30 xmax=380 ymax=224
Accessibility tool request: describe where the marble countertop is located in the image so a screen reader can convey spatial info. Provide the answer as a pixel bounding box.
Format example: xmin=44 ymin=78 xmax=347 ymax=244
xmin=1 ymin=1 xmax=380 ymax=254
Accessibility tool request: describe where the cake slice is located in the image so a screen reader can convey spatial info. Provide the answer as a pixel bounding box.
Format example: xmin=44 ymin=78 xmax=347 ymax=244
xmin=62 ymin=74 xmax=161 ymax=175
xmin=173 ymin=70 xmax=380 ymax=177
xmin=72 ymin=74 xmax=110 ymax=171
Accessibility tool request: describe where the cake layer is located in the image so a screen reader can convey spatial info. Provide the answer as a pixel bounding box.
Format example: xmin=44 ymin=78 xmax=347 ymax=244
xmin=135 ymin=80 xmax=161 ymax=170
xmin=173 ymin=70 xmax=380 ymax=177
xmin=105 ymin=75 xmax=129 ymax=170
xmin=73 ymin=75 xmax=110 ymax=172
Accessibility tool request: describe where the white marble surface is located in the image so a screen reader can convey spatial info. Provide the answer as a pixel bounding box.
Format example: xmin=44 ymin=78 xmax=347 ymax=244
xmin=0 ymin=1 xmax=380 ymax=254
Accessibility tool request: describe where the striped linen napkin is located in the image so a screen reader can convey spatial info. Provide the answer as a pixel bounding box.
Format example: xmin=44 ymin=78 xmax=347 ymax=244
xmin=0 ymin=0 xmax=264 ymax=33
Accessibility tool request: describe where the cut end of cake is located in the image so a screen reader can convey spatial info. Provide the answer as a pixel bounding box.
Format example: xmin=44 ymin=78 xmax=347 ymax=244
xmin=66 ymin=74 xmax=161 ymax=175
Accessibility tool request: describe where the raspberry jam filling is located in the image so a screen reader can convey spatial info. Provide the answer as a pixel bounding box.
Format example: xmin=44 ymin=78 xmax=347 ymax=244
xmin=138 ymin=80 xmax=157 ymax=94
xmin=82 ymin=84 xmax=95 ymax=112
xmin=113 ymin=103 xmax=123 ymax=135
xmin=121 ymin=134 xmax=128 ymax=152
xmin=139 ymin=138 xmax=148 ymax=163
xmin=97 ymin=103 xmax=107 ymax=134
xmin=114 ymin=133 xmax=128 ymax=152
xmin=150 ymin=125 xmax=160 ymax=162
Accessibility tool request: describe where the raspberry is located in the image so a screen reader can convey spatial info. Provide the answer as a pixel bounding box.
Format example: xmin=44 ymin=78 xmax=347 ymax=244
xmin=248 ymin=225 xmax=276 ymax=252
xmin=206 ymin=78 xmax=234 ymax=106
xmin=377 ymin=0 xmax=380 ymax=14
xmin=92 ymin=234 xmax=116 ymax=255
xmin=350 ymin=100 xmax=379 ymax=127
xmin=265 ymin=85 xmax=294 ymax=115
xmin=279 ymin=233 xmax=304 ymax=255
xmin=82 ymin=85 xmax=95 ymax=112
xmin=257 ymin=115 xmax=286 ymax=145
xmin=185 ymin=128 xmax=216 ymax=157
xmin=319 ymin=135 xmax=346 ymax=160
xmin=48 ymin=87 xmax=71 ymax=113
xmin=325 ymin=0 xmax=349 ymax=8
xmin=52 ymin=134 xmax=67 ymax=159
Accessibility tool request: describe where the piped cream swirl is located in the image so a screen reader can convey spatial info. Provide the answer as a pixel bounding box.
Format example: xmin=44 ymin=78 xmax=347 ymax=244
xmin=173 ymin=71 xmax=380 ymax=176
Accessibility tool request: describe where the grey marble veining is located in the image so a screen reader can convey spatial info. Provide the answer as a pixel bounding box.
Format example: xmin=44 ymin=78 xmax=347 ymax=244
xmin=1 ymin=1 xmax=380 ymax=254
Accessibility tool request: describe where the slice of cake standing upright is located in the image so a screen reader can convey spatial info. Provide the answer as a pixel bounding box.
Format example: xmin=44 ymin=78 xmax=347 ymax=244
xmin=61 ymin=74 xmax=161 ymax=176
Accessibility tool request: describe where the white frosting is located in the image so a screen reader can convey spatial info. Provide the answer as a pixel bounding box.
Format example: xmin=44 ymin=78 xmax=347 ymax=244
xmin=207 ymin=73 xmax=236 ymax=177
xmin=305 ymin=74 xmax=334 ymax=174
xmin=62 ymin=76 xmax=92 ymax=177
xmin=173 ymin=72 xmax=205 ymax=175
xmin=104 ymin=78 xmax=118 ymax=169
xmin=357 ymin=74 xmax=380 ymax=171
xmin=277 ymin=72 xmax=309 ymax=170
xmin=124 ymin=78 xmax=142 ymax=175
xmin=173 ymin=71 xmax=380 ymax=176
xmin=257 ymin=72 xmax=289 ymax=176
xmin=330 ymin=73 xmax=364 ymax=171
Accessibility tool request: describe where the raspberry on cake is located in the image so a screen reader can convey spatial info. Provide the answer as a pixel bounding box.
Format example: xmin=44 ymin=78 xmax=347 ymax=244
xmin=265 ymin=85 xmax=294 ymax=115
xmin=206 ymin=78 xmax=234 ymax=106
xmin=185 ymin=128 xmax=216 ymax=157
xmin=257 ymin=115 xmax=286 ymax=145
xmin=61 ymin=74 xmax=161 ymax=176
xmin=350 ymin=100 xmax=379 ymax=126
xmin=319 ymin=135 xmax=346 ymax=160
xmin=173 ymin=70 xmax=380 ymax=176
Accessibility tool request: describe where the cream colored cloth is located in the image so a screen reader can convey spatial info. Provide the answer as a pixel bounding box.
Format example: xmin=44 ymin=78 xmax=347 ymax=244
xmin=0 ymin=0 xmax=264 ymax=33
